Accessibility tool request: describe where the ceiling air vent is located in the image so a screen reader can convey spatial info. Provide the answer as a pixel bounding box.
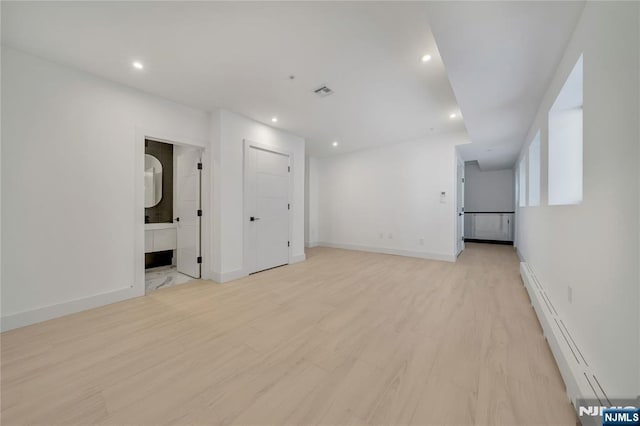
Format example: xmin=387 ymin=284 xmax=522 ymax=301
xmin=314 ymin=85 xmax=334 ymax=97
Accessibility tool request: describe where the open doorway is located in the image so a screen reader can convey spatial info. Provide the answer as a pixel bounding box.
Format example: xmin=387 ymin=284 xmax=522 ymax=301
xmin=144 ymin=139 xmax=203 ymax=293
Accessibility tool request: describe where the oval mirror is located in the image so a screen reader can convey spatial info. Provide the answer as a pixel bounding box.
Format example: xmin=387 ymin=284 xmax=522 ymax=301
xmin=144 ymin=154 xmax=163 ymax=208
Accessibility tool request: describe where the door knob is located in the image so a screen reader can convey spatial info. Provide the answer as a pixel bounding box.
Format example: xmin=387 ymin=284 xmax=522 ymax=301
xmin=175 ymin=217 xmax=180 ymax=222
xmin=250 ymin=216 xmax=261 ymax=222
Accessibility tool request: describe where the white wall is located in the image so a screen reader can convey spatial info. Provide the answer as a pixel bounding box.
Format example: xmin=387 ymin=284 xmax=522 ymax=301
xmin=0 ymin=9 xmax=4 ymax=324
xmin=208 ymin=109 xmax=305 ymax=282
xmin=1 ymin=46 xmax=210 ymax=330
xmin=1 ymin=48 xmax=307 ymax=328
xmin=464 ymin=161 xmax=514 ymax=212
xmin=304 ymin=157 xmax=310 ymax=245
xmin=313 ymin=136 xmax=464 ymax=262
xmin=305 ymin=156 xmax=319 ymax=247
xmin=516 ymin=2 xmax=639 ymax=398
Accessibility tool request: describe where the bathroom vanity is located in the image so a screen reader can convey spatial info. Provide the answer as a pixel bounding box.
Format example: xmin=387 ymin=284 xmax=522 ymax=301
xmin=145 ymin=223 xmax=177 ymax=253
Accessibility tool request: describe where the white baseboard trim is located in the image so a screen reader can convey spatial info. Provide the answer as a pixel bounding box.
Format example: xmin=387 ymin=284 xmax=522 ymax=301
xmin=316 ymin=241 xmax=456 ymax=262
xmin=1 ymin=286 xmax=143 ymax=332
xmin=211 ymin=255 xmax=306 ymax=284
xmin=520 ymin=262 xmax=612 ymax=425
xmin=305 ymin=241 xmax=319 ymax=248
xmin=211 ymin=268 xmax=247 ymax=284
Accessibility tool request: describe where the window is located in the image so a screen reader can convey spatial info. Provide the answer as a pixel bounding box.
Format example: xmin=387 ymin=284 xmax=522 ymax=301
xmin=548 ymin=55 xmax=583 ymax=205
xmin=515 ymin=172 xmax=519 ymax=209
xmin=519 ymin=155 xmax=527 ymax=207
xmin=528 ymin=131 xmax=541 ymax=206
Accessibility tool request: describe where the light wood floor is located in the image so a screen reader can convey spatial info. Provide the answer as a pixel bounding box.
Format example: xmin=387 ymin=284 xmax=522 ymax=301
xmin=1 ymin=244 xmax=576 ymax=426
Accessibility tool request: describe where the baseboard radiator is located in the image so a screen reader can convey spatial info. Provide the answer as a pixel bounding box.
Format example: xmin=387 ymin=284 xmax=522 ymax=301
xmin=520 ymin=262 xmax=613 ymax=426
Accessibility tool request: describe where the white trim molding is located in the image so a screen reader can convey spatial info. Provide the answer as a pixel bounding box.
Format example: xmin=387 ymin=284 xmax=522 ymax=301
xmin=290 ymin=253 xmax=306 ymax=264
xmin=316 ymin=242 xmax=456 ymax=262
xmin=211 ymin=269 xmax=247 ymax=284
xmin=1 ymin=286 xmax=143 ymax=332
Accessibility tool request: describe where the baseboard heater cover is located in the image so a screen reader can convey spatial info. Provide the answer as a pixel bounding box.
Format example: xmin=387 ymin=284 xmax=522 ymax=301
xmin=520 ymin=262 xmax=618 ymax=426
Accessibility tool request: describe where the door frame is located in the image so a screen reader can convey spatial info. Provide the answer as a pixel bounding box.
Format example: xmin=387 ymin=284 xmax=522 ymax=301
xmin=456 ymin=156 xmax=465 ymax=256
xmin=134 ymin=127 xmax=209 ymax=297
xmin=243 ymin=139 xmax=293 ymax=275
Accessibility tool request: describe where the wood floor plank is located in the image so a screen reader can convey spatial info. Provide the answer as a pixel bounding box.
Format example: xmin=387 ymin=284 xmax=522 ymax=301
xmin=1 ymin=244 xmax=576 ymax=425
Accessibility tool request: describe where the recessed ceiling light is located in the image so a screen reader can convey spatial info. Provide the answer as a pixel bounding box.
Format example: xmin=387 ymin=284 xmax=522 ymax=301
xmin=332 ymin=141 xmax=339 ymax=147
xmin=132 ymin=61 xmax=144 ymax=70
xmin=449 ymin=113 xmax=457 ymax=119
xmin=421 ymin=54 xmax=432 ymax=63
xmin=271 ymin=117 xmax=278 ymax=123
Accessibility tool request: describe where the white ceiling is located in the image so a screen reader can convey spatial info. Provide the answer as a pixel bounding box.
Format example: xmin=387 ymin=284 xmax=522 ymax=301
xmin=2 ymin=1 xmax=467 ymax=158
xmin=2 ymin=1 xmax=585 ymax=167
xmin=426 ymin=1 xmax=585 ymax=170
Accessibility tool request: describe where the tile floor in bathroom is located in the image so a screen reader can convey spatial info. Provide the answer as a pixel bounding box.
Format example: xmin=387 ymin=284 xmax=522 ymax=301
xmin=145 ymin=266 xmax=195 ymax=293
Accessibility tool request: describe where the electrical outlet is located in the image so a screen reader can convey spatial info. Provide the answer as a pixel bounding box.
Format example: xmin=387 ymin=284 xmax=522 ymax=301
xmin=568 ymin=286 xmax=573 ymax=304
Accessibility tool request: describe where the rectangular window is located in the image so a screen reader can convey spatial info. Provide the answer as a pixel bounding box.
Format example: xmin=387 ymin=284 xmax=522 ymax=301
xmin=515 ymin=170 xmax=519 ymax=208
xmin=519 ymin=156 xmax=527 ymax=207
xmin=548 ymin=55 xmax=583 ymax=205
xmin=528 ymin=131 xmax=541 ymax=206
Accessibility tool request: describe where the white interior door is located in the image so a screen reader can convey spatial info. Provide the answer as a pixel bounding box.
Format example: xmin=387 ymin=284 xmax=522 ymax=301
xmin=456 ymin=160 xmax=465 ymax=255
xmin=175 ymin=146 xmax=201 ymax=278
xmin=246 ymin=145 xmax=290 ymax=274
